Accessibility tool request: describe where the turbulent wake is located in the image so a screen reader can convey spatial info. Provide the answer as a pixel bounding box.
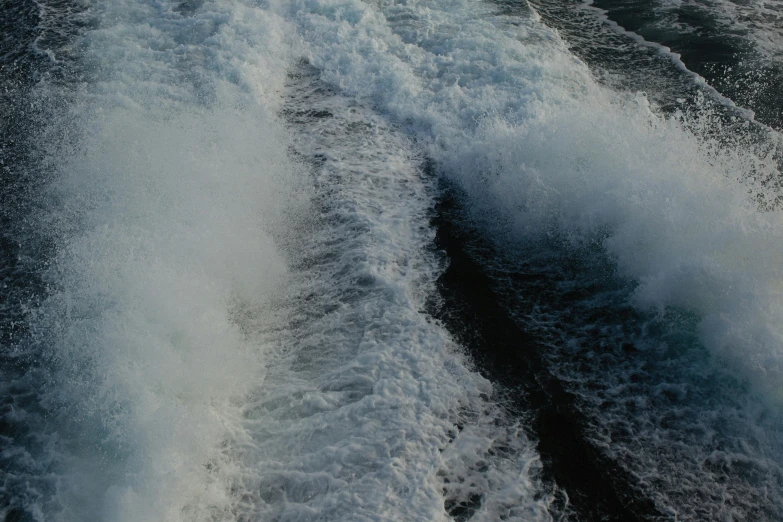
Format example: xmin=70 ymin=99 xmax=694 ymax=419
xmin=1 ymin=0 xmax=781 ymax=519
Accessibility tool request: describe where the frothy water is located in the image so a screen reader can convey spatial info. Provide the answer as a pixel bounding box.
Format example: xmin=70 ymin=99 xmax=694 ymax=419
xmin=220 ymin=64 xmax=555 ymax=521
xmin=2 ymin=0 xmax=783 ymax=517
xmin=282 ymin=0 xmax=783 ymax=405
xmin=280 ymin=0 xmax=783 ymax=516
xmin=32 ymin=105 xmax=299 ymax=522
xmin=4 ymin=0 xmax=306 ymax=517
xmin=3 ymin=0 xmax=555 ymax=519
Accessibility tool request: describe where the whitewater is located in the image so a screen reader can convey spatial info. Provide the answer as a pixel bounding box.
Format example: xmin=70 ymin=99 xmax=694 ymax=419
xmin=1 ymin=0 xmax=782 ymax=519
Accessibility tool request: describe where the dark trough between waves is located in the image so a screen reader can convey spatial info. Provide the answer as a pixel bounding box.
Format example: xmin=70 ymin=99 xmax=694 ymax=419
xmin=426 ymin=177 xmax=664 ymax=522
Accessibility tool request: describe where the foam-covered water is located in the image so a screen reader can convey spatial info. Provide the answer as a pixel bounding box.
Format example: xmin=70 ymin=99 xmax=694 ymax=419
xmin=3 ymin=0 xmax=306 ymax=518
xmin=32 ymin=106 xmax=302 ymax=521
xmin=3 ymin=0 xmax=783 ymax=517
xmin=220 ymin=64 xmax=555 ymax=521
xmin=281 ymin=0 xmax=783 ymax=405
xmin=279 ymin=0 xmax=783 ymax=516
xmin=2 ymin=0 xmax=555 ymax=519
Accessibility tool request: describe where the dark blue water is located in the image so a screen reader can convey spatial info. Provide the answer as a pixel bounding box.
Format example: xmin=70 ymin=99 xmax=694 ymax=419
xmin=588 ymin=0 xmax=783 ymax=129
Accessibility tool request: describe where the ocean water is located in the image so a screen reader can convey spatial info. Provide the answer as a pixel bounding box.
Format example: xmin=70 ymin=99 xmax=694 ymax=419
xmin=1 ymin=0 xmax=781 ymax=519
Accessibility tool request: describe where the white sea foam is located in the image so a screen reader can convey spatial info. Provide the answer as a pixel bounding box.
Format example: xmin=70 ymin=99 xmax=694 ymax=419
xmin=13 ymin=0 xmax=783 ymax=517
xmin=280 ymin=0 xmax=783 ymax=402
xmin=33 ymin=105 xmax=300 ymax=521
xmin=222 ymin=68 xmax=555 ymax=521
xmin=23 ymin=0 xmax=307 ymax=519
xmin=450 ymin=98 xmax=783 ymax=399
xmin=17 ymin=0 xmax=558 ymax=519
xmin=277 ymin=0 xmax=783 ymax=515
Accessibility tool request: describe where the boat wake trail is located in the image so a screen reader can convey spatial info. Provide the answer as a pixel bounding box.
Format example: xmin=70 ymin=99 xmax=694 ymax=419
xmin=2 ymin=0 xmax=783 ymax=519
